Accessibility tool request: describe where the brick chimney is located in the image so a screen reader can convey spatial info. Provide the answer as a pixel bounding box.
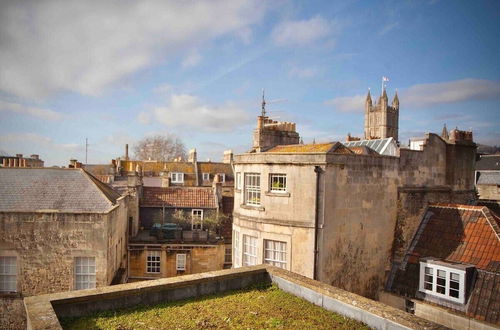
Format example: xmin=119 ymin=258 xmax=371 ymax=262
xmin=223 ymin=150 xmax=233 ymax=164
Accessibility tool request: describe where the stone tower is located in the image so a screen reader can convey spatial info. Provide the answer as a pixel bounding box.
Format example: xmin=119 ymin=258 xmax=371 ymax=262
xmin=364 ymin=88 xmax=399 ymax=141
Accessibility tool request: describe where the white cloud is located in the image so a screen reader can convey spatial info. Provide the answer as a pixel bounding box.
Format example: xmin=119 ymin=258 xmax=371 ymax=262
xmin=137 ymin=111 xmax=151 ymax=125
xmin=324 ymin=94 xmax=365 ymax=113
xmin=153 ymin=83 xmax=172 ymax=95
xmin=182 ymin=51 xmax=202 ymax=68
xmin=288 ymin=66 xmax=319 ymax=79
xmin=325 ymin=79 xmax=500 ymax=112
xmin=154 ymin=94 xmax=251 ymax=132
xmin=0 ymin=1 xmax=267 ymax=100
xmin=379 ymin=22 xmax=399 ymax=36
xmin=401 ymin=79 xmax=500 ymax=108
xmin=0 ymin=100 xmax=62 ymax=120
xmin=271 ymin=16 xmax=333 ymax=47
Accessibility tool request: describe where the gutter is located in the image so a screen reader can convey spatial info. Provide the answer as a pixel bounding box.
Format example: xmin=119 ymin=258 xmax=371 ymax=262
xmin=313 ymin=165 xmax=322 ymax=280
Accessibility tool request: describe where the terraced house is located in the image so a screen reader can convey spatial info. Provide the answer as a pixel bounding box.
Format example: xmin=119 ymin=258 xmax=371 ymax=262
xmin=0 ymin=168 xmax=129 ymax=329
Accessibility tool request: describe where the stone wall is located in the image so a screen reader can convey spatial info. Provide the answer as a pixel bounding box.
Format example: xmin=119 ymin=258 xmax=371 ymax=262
xmin=318 ymin=154 xmax=399 ymax=299
xmin=477 ymin=184 xmax=500 ymax=200
xmin=128 ymin=243 xmax=225 ymax=280
xmin=0 ymin=203 xmax=128 ymax=329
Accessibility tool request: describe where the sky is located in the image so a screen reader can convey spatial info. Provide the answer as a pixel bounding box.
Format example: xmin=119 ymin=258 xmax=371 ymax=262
xmin=0 ymin=0 xmax=499 ymax=166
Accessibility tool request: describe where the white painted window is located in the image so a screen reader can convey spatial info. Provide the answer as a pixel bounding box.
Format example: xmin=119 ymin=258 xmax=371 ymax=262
xmin=243 ymin=235 xmax=257 ymax=266
xmin=269 ymin=174 xmax=287 ymax=193
xmin=176 ymin=254 xmax=186 ymax=271
xmin=233 ymin=230 xmax=240 ymax=267
xmin=224 ymin=247 xmax=232 ymax=264
xmin=236 ymin=172 xmax=242 ymax=190
xmin=170 ymin=172 xmax=184 ymax=183
xmin=191 ymin=209 xmax=203 ymax=230
xmin=419 ymin=261 xmax=466 ymax=304
xmin=264 ymin=240 xmax=287 ymax=269
xmin=217 ymin=173 xmax=225 ymax=183
xmin=75 ymin=257 xmax=96 ymax=290
xmin=0 ymin=256 xmax=17 ymax=293
xmin=146 ymin=251 xmax=161 ymax=273
xmin=244 ymin=173 xmax=261 ymax=206
xmin=202 ymin=173 xmax=210 ymax=181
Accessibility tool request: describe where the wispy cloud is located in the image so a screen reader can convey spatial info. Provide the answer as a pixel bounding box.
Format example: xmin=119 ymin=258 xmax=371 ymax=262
xmin=137 ymin=112 xmax=151 ymax=125
xmin=288 ymin=65 xmax=319 ymax=79
xmin=153 ymin=94 xmax=252 ymax=133
xmin=153 ymin=83 xmax=172 ymax=95
xmin=325 ymin=79 xmax=500 ymax=112
xmin=0 ymin=1 xmax=268 ymax=100
xmin=379 ymin=22 xmax=399 ymax=36
xmin=271 ymin=16 xmax=335 ymax=47
xmin=0 ymin=133 xmax=80 ymax=152
xmin=182 ymin=51 xmax=202 ymax=68
xmin=0 ymin=100 xmax=62 ymax=121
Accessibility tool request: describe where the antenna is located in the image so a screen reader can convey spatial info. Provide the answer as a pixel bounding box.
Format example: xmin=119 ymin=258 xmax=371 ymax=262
xmin=261 ymin=89 xmax=266 ymax=117
xmin=85 ymin=138 xmax=88 ymax=165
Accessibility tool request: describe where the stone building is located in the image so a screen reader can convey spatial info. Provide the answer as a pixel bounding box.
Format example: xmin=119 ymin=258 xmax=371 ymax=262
xmin=382 ymin=203 xmax=500 ymax=328
xmin=0 ymin=168 xmax=129 ymax=329
xmin=127 ymin=176 xmax=229 ymax=281
xmin=475 ymin=154 xmax=500 ymax=203
xmin=364 ymin=89 xmax=399 ymax=141
xmin=232 ymin=91 xmax=476 ymax=300
xmin=0 ymin=153 xmax=44 ymax=168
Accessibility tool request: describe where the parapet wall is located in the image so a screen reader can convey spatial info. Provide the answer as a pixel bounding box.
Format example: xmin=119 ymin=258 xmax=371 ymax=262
xmin=24 ymin=265 xmax=444 ymax=330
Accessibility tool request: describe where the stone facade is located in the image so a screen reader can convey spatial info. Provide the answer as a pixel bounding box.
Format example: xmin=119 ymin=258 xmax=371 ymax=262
xmin=364 ymin=89 xmax=399 ymax=141
xmin=128 ymin=243 xmax=225 ymax=281
xmin=232 ymin=103 xmax=476 ymax=300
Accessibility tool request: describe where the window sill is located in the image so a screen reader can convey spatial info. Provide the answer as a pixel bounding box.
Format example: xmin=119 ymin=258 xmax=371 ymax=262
xmin=265 ymin=191 xmax=290 ymax=197
xmin=240 ymin=204 xmax=265 ymax=211
xmin=0 ymin=292 xmax=21 ymax=298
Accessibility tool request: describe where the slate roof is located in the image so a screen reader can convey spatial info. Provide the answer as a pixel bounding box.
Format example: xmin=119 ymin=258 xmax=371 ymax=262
xmin=0 ymin=168 xmax=120 ymax=213
xmin=140 ymin=187 xmax=217 ymax=208
xmin=476 ymin=155 xmax=500 ymax=171
xmin=265 ymin=142 xmax=352 ymax=154
xmin=477 ymin=172 xmax=500 ymax=185
xmin=389 ymin=203 xmax=500 ymax=324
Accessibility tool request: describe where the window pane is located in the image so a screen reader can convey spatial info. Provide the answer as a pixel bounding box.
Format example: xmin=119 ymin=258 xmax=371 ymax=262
xmin=245 ymin=173 xmax=261 ymax=206
xmin=425 ymin=267 xmax=432 ymax=275
xmin=450 ymin=272 xmax=460 ymax=281
xmin=264 ymin=239 xmax=286 ymax=269
xmin=75 ymin=257 xmax=96 ymax=290
xmin=450 ymin=289 xmax=459 ymax=298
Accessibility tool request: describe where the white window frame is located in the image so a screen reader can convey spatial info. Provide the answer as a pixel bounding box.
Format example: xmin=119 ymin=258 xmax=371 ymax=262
xmin=269 ymin=173 xmax=287 ymax=193
xmin=233 ymin=230 xmax=240 ymax=267
xmin=176 ymin=253 xmax=186 ymax=271
xmin=243 ymin=235 xmax=257 ymax=266
xmin=236 ymin=172 xmax=242 ymax=190
xmin=191 ymin=209 xmax=203 ymax=230
xmin=224 ymin=247 xmax=232 ymax=264
xmin=244 ymin=173 xmax=261 ymax=206
xmin=170 ymin=172 xmax=184 ymax=183
xmin=74 ymin=257 xmax=96 ymax=290
xmin=217 ymin=173 xmax=225 ymax=183
xmin=146 ymin=250 xmax=161 ymax=274
xmin=419 ymin=261 xmax=466 ymax=304
xmin=0 ymin=256 xmax=17 ymax=293
xmin=264 ymin=240 xmax=287 ymax=269
xmin=202 ymin=173 xmax=210 ymax=181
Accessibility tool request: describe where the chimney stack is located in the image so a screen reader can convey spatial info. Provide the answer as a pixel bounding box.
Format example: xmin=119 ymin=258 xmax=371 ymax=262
xmin=125 ymin=144 xmax=129 ymax=161
xmin=188 ymin=148 xmax=197 ymax=163
xmin=223 ymin=150 xmax=233 ymax=164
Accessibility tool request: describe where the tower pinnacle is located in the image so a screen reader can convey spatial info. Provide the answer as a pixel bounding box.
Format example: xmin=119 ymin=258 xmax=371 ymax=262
xmin=261 ymin=89 xmax=266 ymax=117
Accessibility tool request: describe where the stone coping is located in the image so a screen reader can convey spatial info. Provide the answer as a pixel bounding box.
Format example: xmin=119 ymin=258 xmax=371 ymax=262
xmin=24 ymin=265 xmax=446 ymax=330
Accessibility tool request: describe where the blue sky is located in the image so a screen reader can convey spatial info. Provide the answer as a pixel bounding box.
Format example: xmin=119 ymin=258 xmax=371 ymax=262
xmin=0 ymin=0 xmax=499 ymax=166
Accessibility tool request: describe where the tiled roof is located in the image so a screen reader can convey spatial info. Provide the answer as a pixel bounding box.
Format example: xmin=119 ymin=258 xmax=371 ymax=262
xmin=476 ymin=155 xmax=500 ymax=171
xmin=141 ymin=187 xmax=217 ymax=208
xmin=0 ymin=168 xmax=120 ymax=213
xmin=477 ymin=171 xmax=500 ymax=185
xmin=389 ymin=203 xmax=500 ymax=324
xmin=265 ymin=142 xmax=350 ymax=154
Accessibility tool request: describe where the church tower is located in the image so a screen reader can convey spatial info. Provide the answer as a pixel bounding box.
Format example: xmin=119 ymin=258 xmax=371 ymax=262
xmin=364 ymin=88 xmax=399 ymax=141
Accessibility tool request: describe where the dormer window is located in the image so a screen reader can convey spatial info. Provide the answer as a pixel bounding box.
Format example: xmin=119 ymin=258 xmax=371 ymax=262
xmin=419 ymin=260 xmax=467 ymax=304
xmin=202 ymin=173 xmax=209 ymax=181
xmin=170 ymin=172 xmax=184 ymax=183
xmin=217 ymin=173 xmax=225 ymax=183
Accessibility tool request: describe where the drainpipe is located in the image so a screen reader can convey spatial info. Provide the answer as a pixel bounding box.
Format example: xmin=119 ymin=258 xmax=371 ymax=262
xmin=313 ymin=165 xmax=322 ymax=281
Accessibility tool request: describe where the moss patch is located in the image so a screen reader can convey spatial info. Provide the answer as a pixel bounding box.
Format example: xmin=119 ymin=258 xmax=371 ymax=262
xmin=61 ymin=284 xmax=369 ymax=329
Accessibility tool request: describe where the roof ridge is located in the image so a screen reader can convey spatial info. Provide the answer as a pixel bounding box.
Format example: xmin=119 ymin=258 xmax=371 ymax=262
xmin=481 ymin=207 xmax=500 ymax=241
xmin=429 ymin=202 xmax=485 ymax=210
xmin=81 ymin=169 xmax=121 ymax=205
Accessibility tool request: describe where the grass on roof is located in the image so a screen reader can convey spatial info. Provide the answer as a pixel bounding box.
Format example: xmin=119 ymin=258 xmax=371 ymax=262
xmin=61 ymin=283 xmax=369 ymax=330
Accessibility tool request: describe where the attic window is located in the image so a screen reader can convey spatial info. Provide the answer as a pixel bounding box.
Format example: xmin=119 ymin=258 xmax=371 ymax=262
xmin=217 ymin=173 xmax=225 ymax=183
xmin=170 ymin=172 xmax=184 ymax=183
xmin=202 ymin=173 xmax=209 ymax=181
xmin=419 ymin=261 xmax=466 ymax=304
